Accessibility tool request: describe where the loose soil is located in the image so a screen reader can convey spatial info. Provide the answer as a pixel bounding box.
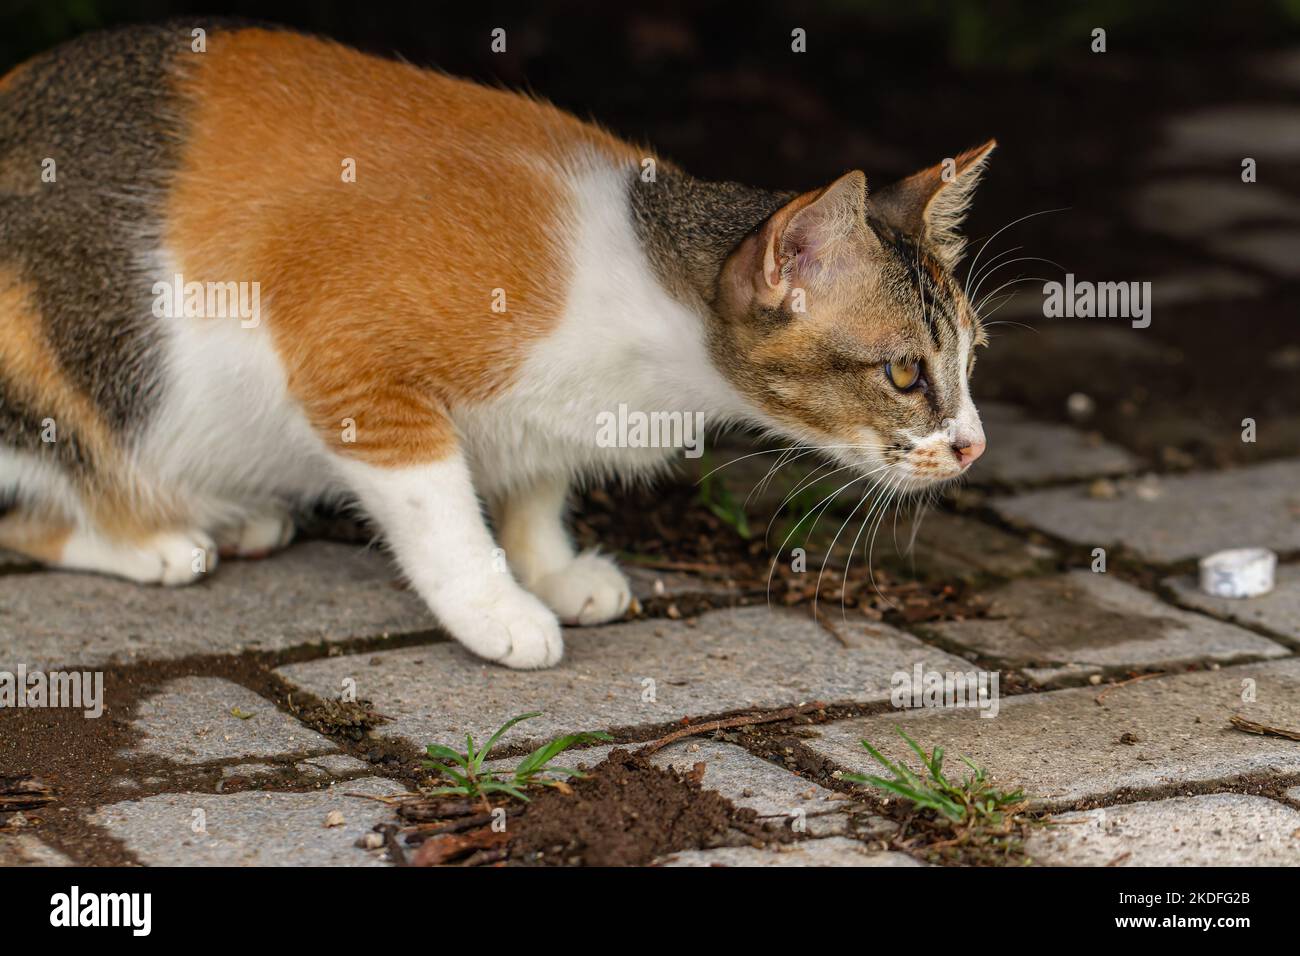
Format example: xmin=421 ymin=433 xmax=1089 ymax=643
xmin=576 ymin=482 xmax=991 ymax=629
xmin=397 ymin=747 xmax=776 ymax=867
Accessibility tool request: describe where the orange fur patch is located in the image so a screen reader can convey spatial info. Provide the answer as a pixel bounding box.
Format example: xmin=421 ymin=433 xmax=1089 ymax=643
xmin=166 ymin=28 xmax=642 ymax=466
xmin=0 ymin=61 xmax=29 ymax=94
xmin=0 ymin=509 xmax=71 ymax=563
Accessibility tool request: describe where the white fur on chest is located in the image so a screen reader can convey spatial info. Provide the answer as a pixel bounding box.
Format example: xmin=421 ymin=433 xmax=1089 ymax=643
xmin=457 ymin=162 xmax=751 ymax=497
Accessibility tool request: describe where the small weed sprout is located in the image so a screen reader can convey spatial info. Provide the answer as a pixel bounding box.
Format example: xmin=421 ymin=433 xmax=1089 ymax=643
xmin=423 ymin=712 xmax=612 ymax=803
xmin=695 ymin=452 xmax=752 ymax=539
xmin=842 ymin=727 xmax=1037 ymax=863
xmin=843 ymin=726 xmax=1024 ymax=824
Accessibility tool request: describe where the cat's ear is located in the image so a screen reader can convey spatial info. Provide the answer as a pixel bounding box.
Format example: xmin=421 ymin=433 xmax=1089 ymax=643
xmin=753 ymin=170 xmax=869 ymax=299
xmin=870 ymin=140 xmax=996 ymax=267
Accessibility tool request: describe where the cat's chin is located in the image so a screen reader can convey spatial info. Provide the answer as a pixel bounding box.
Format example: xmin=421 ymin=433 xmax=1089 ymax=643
xmin=879 ymin=465 xmax=965 ymax=496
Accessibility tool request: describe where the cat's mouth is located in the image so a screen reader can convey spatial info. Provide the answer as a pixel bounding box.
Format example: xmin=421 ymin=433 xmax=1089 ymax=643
xmin=847 ymin=432 xmax=985 ymax=495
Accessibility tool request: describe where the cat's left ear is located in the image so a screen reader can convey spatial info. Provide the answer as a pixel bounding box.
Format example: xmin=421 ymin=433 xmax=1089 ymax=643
xmin=870 ymin=139 xmax=996 ymax=267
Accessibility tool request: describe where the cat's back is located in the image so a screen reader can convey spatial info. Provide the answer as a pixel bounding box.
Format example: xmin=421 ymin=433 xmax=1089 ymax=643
xmin=0 ymin=22 xmax=194 ymax=459
xmin=0 ymin=20 xmax=646 ymax=464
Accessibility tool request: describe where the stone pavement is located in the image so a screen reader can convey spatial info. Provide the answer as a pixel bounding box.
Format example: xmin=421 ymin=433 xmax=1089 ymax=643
xmin=3 ymin=80 xmax=1300 ymax=869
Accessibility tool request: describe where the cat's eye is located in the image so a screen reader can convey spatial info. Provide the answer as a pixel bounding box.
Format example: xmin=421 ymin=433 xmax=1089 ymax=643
xmin=885 ymin=359 xmax=922 ymax=392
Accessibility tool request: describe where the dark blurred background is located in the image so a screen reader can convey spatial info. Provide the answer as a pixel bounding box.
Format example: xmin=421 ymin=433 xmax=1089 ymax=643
xmin=3 ymin=0 xmax=1299 ymax=467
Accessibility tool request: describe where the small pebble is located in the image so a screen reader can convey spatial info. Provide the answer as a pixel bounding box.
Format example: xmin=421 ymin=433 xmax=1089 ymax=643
xmin=1088 ymin=479 xmax=1118 ymax=500
xmin=324 ymin=810 xmax=346 ymax=828
xmin=1066 ymin=392 xmax=1095 ymax=422
xmin=1133 ymin=474 xmax=1163 ymax=501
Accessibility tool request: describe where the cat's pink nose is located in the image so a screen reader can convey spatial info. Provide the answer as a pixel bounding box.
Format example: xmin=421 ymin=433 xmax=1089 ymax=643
xmin=953 ymin=440 xmax=986 ymax=468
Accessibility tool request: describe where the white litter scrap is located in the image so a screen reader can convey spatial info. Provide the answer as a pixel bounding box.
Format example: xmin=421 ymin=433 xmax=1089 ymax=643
xmin=1198 ymin=548 xmax=1276 ymax=599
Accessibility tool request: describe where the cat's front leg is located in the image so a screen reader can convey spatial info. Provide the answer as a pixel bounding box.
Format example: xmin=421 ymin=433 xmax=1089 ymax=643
xmin=334 ymin=451 xmax=564 ymax=669
xmin=494 ymin=476 xmax=631 ymax=626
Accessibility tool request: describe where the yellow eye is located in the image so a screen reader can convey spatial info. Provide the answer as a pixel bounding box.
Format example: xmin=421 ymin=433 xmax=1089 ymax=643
xmin=886 ymin=359 xmax=922 ymax=391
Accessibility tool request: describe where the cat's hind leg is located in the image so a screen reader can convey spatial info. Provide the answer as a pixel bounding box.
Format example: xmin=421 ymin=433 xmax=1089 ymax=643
xmin=0 ymin=507 xmax=217 ymax=585
xmin=214 ymin=508 xmax=296 ymax=560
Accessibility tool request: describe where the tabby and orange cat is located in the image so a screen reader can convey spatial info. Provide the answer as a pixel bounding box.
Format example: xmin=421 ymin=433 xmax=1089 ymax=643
xmin=0 ymin=21 xmax=991 ymax=667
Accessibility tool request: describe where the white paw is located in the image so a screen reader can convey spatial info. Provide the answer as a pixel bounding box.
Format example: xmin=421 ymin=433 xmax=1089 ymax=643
xmin=439 ymin=578 xmax=565 ymax=669
xmin=531 ymin=552 xmax=631 ymax=626
xmin=216 ymin=511 xmax=295 ymax=558
xmin=84 ymin=530 xmax=218 ymax=586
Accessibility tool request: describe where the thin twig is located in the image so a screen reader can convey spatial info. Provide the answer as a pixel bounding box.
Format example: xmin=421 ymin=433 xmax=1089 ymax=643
xmin=383 ymin=825 xmax=408 ymax=867
xmin=1094 ymin=672 xmax=1164 ymax=705
xmin=1229 ymin=714 xmax=1300 ymax=741
xmin=814 ymin=614 xmax=854 ymax=648
xmin=343 ymin=791 xmax=408 ymax=806
xmin=636 ymin=701 xmax=827 ymax=757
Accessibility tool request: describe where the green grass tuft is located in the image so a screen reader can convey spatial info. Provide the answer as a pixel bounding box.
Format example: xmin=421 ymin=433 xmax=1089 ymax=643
xmin=842 ymin=726 xmax=1038 ymax=864
xmin=423 ymin=712 xmax=612 ymax=803
xmin=843 ymin=726 xmax=1025 ymax=825
xmin=695 ymin=453 xmax=752 ymax=539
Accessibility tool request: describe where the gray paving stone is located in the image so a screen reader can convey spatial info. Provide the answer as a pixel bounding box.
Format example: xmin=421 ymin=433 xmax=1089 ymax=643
xmin=1165 ymin=564 xmax=1300 ymax=643
xmin=1132 ymin=179 xmax=1300 ymax=238
xmin=922 ymin=571 xmax=1288 ymax=685
xmin=657 ymin=838 xmax=923 ymax=867
xmin=1207 ymin=228 xmax=1300 ymax=279
xmin=90 ymin=776 xmax=407 ymax=866
xmin=0 ymin=541 xmax=434 ymax=670
xmin=887 ymin=509 xmax=1056 ymax=581
xmin=991 ymin=459 xmax=1300 ymax=564
xmin=970 ymin=403 xmax=1138 ymax=487
xmin=1025 ymin=794 xmax=1300 ymax=866
xmin=130 ymin=677 xmax=342 ymax=764
xmin=651 ymin=739 xmax=873 ymax=837
xmin=275 ymin=606 xmax=973 ymax=752
xmin=1156 ymin=106 xmax=1300 ymax=162
xmin=0 ymin=834 xmax=74 ymax=866
xmin=807 ymin=658 xmax=1300 ymax=808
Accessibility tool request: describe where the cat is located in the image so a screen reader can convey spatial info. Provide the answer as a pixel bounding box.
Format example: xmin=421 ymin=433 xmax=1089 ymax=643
xmin=0 ymin=21 xmax=991 ymax=668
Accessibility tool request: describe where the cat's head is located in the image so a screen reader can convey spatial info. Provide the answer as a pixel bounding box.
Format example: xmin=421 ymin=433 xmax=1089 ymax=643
xmin=712 ymin=142 xmax=995 ymax=493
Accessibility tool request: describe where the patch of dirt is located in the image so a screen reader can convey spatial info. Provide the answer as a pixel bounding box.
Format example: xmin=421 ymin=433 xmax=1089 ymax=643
xmin=287 ymin=696 xmax=390 ymax=741
xmin=396 ymin=748 xmax=777 ymax=867
xmin=577 ymin=482 xmax=991 ymax=628
xmin=512 ymin=748 xmax=758 ymax=866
